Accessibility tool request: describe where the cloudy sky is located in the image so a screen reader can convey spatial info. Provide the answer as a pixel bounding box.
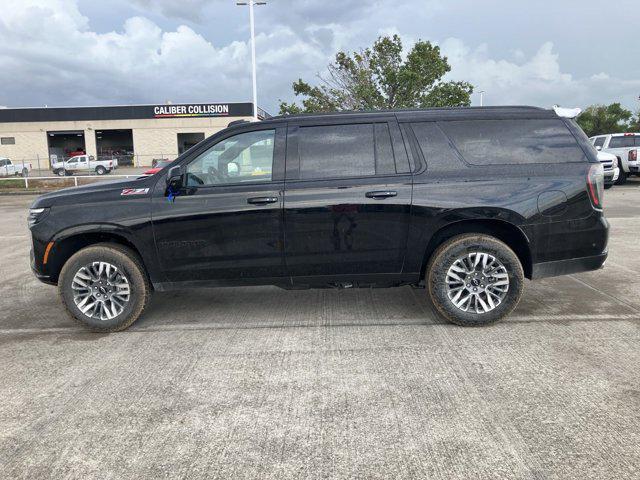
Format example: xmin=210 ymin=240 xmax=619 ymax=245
xmin=0 ymin=0 xmax=638 ymax=114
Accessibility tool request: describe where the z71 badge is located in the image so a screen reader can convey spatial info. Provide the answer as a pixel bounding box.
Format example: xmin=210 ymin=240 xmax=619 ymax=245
xmin=121 ymin=188 xmax=150 ymax=196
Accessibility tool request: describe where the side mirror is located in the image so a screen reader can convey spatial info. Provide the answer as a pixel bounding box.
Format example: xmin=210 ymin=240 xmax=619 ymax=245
xmin=166 ymin=165 xmax=183 ymax=191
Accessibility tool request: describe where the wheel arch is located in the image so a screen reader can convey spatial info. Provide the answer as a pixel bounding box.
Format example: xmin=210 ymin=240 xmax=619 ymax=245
xmin=420 ymin=219 xmax=533 ymax=280
xmin=47 ymin=227 xmax=149 ymax=285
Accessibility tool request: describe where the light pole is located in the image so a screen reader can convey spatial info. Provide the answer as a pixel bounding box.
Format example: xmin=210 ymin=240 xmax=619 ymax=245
xmin=237 ymin=1 xmax=266 ymax=121
xmin=478 ymin=90 xmax=485 ymax=107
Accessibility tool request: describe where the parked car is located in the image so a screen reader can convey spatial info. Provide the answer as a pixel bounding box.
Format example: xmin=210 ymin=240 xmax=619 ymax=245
xmin=589 ymin=133 xmax=639 ymax=184
xmin=51 ymin=155 xmax=115 ymax=176
xmin=0 ymin=157 xmax=32 ymax=177
xmin=598 ymin=151 xmax=619 ymax=189
xmin=143 ymin=159 xmax=173 ymax=175
xmin=29 ymin=106 xmax=608 ymax=332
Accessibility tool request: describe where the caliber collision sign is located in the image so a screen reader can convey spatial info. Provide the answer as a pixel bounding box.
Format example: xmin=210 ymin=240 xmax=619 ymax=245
xmin=153 ymin=104 xmax=230 ymax=118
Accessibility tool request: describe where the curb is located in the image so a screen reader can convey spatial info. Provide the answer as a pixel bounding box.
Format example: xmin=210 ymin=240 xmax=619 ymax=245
xmin=0 ymin=190 xmax=49 ymax=196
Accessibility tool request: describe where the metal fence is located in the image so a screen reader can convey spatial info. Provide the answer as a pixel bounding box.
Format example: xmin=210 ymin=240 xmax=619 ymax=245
xmin=0 ymin=173 xmax=148 ymax=190
xmin=0 ymin=154 xmax=176 ymax=178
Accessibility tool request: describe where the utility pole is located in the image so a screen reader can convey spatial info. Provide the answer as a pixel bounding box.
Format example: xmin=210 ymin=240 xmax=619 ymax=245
xmin=237 ymin=1 xmax=266 ymax=121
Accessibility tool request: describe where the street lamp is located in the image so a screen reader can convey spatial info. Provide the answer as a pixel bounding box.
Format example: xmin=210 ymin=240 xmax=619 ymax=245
xmin=478 ymin=90 xmax=485 ymax=107
xmin=236 ymin=1 xmax=266 ymax=121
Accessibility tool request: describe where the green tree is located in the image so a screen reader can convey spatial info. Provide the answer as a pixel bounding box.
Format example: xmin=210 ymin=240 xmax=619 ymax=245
xmin=576 ymin=103 xmax=633 ymax=137
xmin=279 ymin=35 xmax=473 ymax=115
xmin=627 ymin=110 xmax=640 ymax=133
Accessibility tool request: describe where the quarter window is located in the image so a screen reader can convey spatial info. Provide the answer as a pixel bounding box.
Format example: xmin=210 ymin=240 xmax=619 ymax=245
xmin=186 ymin=129 xmax=275 ymax=187
xmin=438 ymin=119 xmax=586 ymax=165
xmin=298 ymin=123 xmax=395 ymax=179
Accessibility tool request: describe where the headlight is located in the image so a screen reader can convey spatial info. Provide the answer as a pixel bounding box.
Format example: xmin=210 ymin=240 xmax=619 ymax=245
xmin=28 ymin=207 xmax=49 ymax=227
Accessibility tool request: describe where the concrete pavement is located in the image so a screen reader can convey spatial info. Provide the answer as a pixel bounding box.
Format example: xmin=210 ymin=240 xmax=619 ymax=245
xmin=1 ymin=182 xmax=639 ymax=479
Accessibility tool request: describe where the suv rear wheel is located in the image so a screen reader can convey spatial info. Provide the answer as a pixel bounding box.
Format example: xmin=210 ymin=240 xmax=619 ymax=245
xmin=58 ymin=243 xmax=150 ymax=332
xmin=426 ymin=234 xmax=524 ymax=326
xmin=95 ymin=166 xmax=107 ymax=175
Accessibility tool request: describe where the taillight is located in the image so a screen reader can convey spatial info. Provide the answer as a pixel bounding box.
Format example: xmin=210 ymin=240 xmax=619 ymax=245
xmin=630 ymin=149 xmax=637 ymax=162
xmin=587 ymin=163 xmax=604 ymax=210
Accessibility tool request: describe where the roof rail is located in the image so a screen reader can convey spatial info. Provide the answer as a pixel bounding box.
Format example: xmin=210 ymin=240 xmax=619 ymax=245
xmin=553 ymin=105 xmax=582 ymax=119
xmin=227 ymin=119 xmax=251 ymax=127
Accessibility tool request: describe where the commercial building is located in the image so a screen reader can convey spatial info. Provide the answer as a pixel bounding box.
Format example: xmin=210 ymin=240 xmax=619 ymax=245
xmin=0 ymin=102 xmax=267 ymax=169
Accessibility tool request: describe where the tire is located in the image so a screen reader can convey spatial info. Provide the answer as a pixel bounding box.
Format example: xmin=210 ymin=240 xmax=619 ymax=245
xmin=56 ymin=169 xmax=66 ymax=177
xmin=426 ymin=234 xmax=524 ymax=326
xmin=21 ymin=168 xmax=29 ymax=177
xmin=58 ymin=243 xmax=151 ymax=332
xmin=95 ymin=166 xmax=106 ymax=175
xmin=615 ymin=158 xmax=627 ymax=185
xmin=604 ymin=184 xmax=613 ymax=190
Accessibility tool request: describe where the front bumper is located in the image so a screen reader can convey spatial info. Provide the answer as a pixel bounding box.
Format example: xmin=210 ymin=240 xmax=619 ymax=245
xmin=604 ymin=171 xmax=615 ymax=185
xmin=30 ymin=248 xmax=56 ymax=285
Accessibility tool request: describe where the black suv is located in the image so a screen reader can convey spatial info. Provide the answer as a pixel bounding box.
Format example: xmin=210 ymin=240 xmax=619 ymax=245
xmin=29 ymin=107 xmax=608 ymax=331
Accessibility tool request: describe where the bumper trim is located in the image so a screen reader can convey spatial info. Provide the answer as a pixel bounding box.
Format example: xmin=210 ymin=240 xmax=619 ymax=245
xmin=531 ymin=252 xmax=607 ymax=280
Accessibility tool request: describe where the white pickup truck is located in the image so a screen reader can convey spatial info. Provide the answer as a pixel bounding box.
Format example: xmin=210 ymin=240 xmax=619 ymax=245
xmin=51 ymin=155 xmax=115 ymax=176
xmin=589 ymin=133 xmax=639 ymax=185
xmin=0 ymin=157 xmax=32 ymax=177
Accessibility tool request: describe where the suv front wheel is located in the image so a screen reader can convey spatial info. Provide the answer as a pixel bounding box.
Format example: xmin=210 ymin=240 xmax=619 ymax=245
xmin=58 ymin=243 xmax=150 ymax=332
xmin=426 ymin=234 xmax=524 ymax=326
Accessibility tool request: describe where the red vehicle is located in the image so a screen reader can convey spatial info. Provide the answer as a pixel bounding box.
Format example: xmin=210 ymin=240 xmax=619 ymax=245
xmin=68 ymin=149 xmax=86 ymax=157
xmin=143 ymin=160 xmax=172 ymax=175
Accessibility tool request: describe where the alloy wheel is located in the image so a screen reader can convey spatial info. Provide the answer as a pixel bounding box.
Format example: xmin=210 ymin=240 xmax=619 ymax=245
xmin=71 ymin=261 xmax=131 ymax=320
xmin=445 ymin=252 xmax=510 ymax=314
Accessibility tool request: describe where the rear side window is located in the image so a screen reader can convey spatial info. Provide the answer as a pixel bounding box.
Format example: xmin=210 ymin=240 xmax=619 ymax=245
xmin=410 ymin=122 xmax=463 ymax=172
xmin=593 ymin=137 xmax=606 ymax=148
xmin=298 ymin=123 xmax=395 ymax=179
xmin=439 ymin=119 xmax=587 ymax=165
xmin=608 ymin=136 xmax=636 ymax=148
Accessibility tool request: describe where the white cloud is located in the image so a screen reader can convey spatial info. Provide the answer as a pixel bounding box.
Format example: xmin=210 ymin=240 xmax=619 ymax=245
xmin=0 ymin=0 xmax=638 ymax=114
xmin=0 ymin=0 xmax=333 ymax=111
xmin=441 ymin=39 xmax=640 ymax=110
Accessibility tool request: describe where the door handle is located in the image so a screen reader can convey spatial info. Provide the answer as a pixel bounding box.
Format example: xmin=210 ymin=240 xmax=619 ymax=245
xmin=365 ymin=190 xmax=397 ymax=199
xmin=247 ymin=196 xmax=278 ymax=205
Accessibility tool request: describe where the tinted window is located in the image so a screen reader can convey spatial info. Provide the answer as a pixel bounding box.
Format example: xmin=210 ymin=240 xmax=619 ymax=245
xmin=593 ymin=137 xmax=606 ymax=148
xmin=439 ymin=119 xmax=586 ymax=165
xmin=186 ymin=129 xmax=274 ymax=186
xmin=410 ymin=122 xmax=463 ymax=172
xmin=608 ymin=136 xmax=636 ymax=148
xmin=374 ymin=123 xmax=397 ymax=175
xmin=298 ymin=124 xmax=379 ymax=179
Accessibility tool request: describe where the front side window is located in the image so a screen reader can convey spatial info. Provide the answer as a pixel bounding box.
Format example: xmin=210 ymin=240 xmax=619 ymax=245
xmin=439 ymin=119 xmax=586 ymax=165
xmin=186 ymin=129 xmax=274 ymax=187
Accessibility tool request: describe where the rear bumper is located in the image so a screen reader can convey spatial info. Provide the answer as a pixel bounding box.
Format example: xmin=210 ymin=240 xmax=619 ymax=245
xmin=531 ymin=252 xmax=607 ymax=280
